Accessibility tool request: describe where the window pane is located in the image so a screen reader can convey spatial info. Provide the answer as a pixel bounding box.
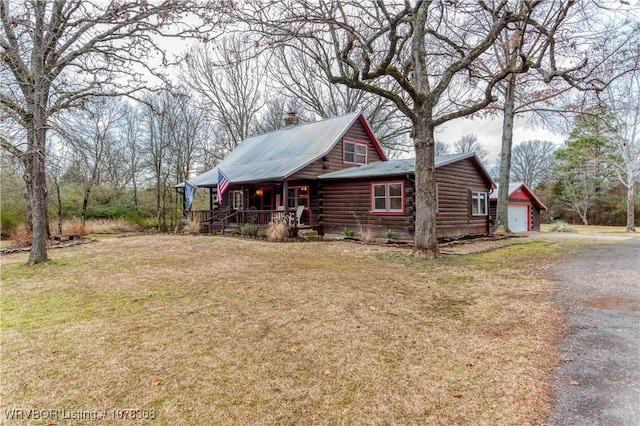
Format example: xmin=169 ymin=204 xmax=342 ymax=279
xmin=389 ymin=197 xmax=402 ymax=210
xmin=373 ymin=185 xmax=386 ymax=197
xmin=388 ymin=184 xmax=402 ymax=197
xmin=287 ymin=188 xmax=295 ymax=208
xmin=374 ymin=198 xmax=386 ymax=210
xmin=344 ymin=141 xmax=355 ymax=163
xmin=356 ymin=144 xmax=367 ymax=154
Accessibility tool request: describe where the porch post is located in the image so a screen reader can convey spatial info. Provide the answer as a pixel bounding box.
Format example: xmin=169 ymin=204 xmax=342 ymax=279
xmin=180 ymin=187 xmax=186 ymax=220
xmin=209 ymin=187 xmax=214 ymax=211
xmin=282 ymin=180 xmax=288 ymax=214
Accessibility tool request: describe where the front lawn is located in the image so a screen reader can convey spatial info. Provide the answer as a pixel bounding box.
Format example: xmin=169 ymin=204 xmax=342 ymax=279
xmin=1 ymin=235 xmax=562 ymax=425
xmin=541 ymin=223 xmax=635 ymax=235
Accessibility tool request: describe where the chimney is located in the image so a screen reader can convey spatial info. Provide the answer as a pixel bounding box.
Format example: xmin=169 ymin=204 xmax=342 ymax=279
xmin=285 ymin=111 xmax=299 ymax=127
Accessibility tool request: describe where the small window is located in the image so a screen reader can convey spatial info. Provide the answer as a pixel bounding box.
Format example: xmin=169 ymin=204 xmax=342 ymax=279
xmin=232 ymin=190 xmax=243 ymax=209
xmin=371 ymin=182 xmax=404 ymax=214
xmin=344 ymin=140 xmax=367 ymax=165
xmin=471 ymin=192 xmax=488 ymax=216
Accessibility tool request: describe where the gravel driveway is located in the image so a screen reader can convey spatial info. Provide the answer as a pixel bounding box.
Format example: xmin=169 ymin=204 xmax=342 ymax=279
xmin=547 ymin=235 xmax=640 ymax=425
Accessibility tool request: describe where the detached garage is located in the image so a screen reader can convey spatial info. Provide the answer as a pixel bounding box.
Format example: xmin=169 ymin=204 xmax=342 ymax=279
xmin=490 ymin=182 xmax=547 ymax=232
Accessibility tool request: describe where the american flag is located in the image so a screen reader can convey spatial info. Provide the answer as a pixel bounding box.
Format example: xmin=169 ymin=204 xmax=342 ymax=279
xmin=217 ymin=169 xmax=230 ymax=203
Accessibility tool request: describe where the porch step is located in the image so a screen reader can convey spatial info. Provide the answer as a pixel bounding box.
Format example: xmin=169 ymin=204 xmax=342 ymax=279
xmin=299 ymin=230 xmax=322 ymax=241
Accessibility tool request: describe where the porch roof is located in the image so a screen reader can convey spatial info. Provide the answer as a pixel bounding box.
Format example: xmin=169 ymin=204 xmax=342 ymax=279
xmin=178 ymin=112 xmax=385 ymax=188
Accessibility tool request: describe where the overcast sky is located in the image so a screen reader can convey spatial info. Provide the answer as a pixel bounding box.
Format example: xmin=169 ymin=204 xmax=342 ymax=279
xmin=436 ymin=115 xmax=566 ymax=167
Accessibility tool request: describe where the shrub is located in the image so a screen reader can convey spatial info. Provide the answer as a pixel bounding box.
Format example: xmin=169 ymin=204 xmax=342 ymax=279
xmin=240 ymin=224 xmax=258 ymax=237
xmin=257 ymin=229 xmax=267 ymax=239
xmin=385 ymin=229 xmax=394 ymax=239
xmin=183 ymin=218 xmax=201 ymax=235
xmin=361 ymin=229 xmax=376 ymax=244
xmin=267 ymin=220 xmax=289 ymax=241
xmin=549 ymin=220 xmax=577 ymax=233
xmin=342 ymin=227 xmax=354 ymax=237
xmin=231 ymin=227 xmax=242 ymax=236
xmin=350 ymin=211 xmax=376 ymax=243
xmin=10 ymin=224 xmax=32 ymax=247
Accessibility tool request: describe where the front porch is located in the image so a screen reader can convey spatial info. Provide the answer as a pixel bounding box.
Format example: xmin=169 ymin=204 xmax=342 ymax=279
xmin=187 ymin=208 xmax=322 ymax=236
xmin=181 ymin=180 xmax=323 ymax=236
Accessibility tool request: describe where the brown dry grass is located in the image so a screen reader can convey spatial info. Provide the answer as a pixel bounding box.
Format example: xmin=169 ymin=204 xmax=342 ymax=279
xmin=8 ymin=224 xmax=31 ymax=247
xmin=0 ymin=236 xmax=563 ymax=425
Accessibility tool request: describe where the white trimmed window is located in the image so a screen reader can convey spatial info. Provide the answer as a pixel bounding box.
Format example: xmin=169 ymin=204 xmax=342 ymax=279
xmin=471 ymin=192 xmax=488 ymax=216
xmin=287 ymin=186 xmax=309 ymax=210
xmin=343 ymin=140 xmax=368 ymax=165
xmin=232 ymin=190 xmax=244 ymax=209
xmin=371 ymin=182 xmax=404 ymax=214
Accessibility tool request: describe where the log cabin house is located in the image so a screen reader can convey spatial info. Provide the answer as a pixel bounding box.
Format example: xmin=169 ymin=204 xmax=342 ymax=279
xmin=178 ymin=112 xmax=386 ymax=234
xmin=489 ymin=182 xmax=547 ymax=232
xmin=317 ymin=153 xmax=496 ymax=240
xmin=178 ymin=112 xmax=496 ymax=240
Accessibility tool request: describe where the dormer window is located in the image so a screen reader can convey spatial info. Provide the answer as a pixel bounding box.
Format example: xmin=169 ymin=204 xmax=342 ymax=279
xmin=343 ymin=139 xmax=367 ymax=165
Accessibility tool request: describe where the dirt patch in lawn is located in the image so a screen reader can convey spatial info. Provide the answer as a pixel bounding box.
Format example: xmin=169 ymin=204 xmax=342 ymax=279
xmin=584 ymin=296 xmax=640 ymax=313
xmin=1 ymin=235 xmax=563 ymax=425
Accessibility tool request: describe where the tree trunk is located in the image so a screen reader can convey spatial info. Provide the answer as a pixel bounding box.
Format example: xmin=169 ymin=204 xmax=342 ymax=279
xmin=412 ymin=115 xmax=440 ymax=259
xmin=81 ymin=184 xmax=92 ymax=226
xmin=132 ymin=178 xmax=139 ymax=215
xmin=495 ymin=74 xmax=517 ymax=233
xmin=54 ymin=178 xmax=63 ymax=236
xmin=626 ymin=183 xmax=636 ymax=232
xmin=25 ymin=124 xmax=49 ymax=265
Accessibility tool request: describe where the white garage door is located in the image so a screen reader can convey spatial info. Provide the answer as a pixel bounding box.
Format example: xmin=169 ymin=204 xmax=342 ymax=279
xmin=508 ymin=205 xmax=528 ymax=232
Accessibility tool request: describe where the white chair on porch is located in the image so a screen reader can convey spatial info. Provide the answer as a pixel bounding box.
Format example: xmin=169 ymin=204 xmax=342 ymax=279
xmin=295 ymin=205 xmax=305 ymax=226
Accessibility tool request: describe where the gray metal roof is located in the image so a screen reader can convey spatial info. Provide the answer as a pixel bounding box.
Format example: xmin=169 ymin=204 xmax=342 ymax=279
xmin=318 ymin=153 xmax=476 ymax=179
xmin=182 ymin=112 xmax=365 ymax=187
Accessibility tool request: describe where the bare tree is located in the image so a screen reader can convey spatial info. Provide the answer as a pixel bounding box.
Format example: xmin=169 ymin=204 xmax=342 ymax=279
xmin=435 ymin=141 xmax=450 ymax=157
xmin=453 ymin=134 xmax=488 ymax=164
xmin=142 ymin=90 xmax=206 ymax=231
xmin=54 ymin=97 xmax=124 ymax=225
xmin=183 ymin=35 xmax=265 ymax=160
xmin=121 ymin=103 xmax=146 ymax=215
xmin=240 ymin=1 xmax=562 ymax=257
xmin=268 ymin=45 xmax=412 ymax=154
xmin=492 ymin=1 xmax=639 ymax=233
xmin=510 ymin=140 xmax=556 ymax=187
xmin=603 ymin=71 xmax=640 ymax=232
xmin=0 ymin=0 xmax=221 ymax=265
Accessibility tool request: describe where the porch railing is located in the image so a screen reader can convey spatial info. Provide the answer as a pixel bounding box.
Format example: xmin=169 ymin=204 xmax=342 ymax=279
xmin=187 ymin=208 xmax=319 ymax=233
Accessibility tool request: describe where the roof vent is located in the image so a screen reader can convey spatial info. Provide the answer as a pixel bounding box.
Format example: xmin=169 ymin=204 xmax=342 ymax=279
xmin=285 ymin=111 xmax=299 ymax=127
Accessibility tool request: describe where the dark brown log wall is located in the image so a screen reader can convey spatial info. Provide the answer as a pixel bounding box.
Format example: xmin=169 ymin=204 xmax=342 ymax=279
xmin=320 ymin=179 xmax=415 ymax=239
xmin=290 ymin=121 xmax=384 ymax=180
xmin=321 ymin=157 xmax=493 ymax=240
xmin=435 ymin=158 xmax=492 ymax=238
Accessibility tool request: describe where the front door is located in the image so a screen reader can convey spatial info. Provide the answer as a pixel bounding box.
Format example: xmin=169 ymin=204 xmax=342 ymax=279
xmin=261 ymin=188 xmax=273 ymax=210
